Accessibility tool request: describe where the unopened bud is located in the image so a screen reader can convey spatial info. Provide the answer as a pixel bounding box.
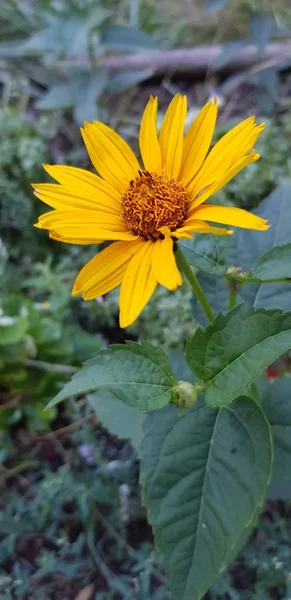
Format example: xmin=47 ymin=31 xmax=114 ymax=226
xmin=172 ymin=380 xmax=198 ymax=408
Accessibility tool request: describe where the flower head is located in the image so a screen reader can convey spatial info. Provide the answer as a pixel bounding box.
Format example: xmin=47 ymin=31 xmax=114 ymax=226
xmin=33 ymin=95 xmax=268 ymax=328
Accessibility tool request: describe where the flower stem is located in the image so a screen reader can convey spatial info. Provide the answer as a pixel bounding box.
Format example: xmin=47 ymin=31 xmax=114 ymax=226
xmin=175 ymin=245 xmax=214 ymax=323
xmin=228 ymin=289 xmax=237 ymax=310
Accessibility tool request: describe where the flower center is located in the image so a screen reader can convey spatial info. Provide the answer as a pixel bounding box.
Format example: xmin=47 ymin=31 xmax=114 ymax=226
xmin=121 ymin=170 xmax=189 ymax=240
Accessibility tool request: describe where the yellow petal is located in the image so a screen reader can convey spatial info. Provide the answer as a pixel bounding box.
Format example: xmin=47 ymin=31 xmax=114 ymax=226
xmin=81 ymin=122 xmax=140 ymax=194
xmin=175 ymin=221 xmax=233 ymax=237
xmin=36 ymin=209 xmax=127 ymax=230
xmin=32 ymin=184 xmax=120 ymax=215
xmin=35 ymin=209 xmax=137 ymax=243
xmin=42 ymin=164 xmax=121 ymax=206
xmin=49 ymin=231 xmax=104 ymax=245
xmin=188 ymin=151 xmax=260 ymax=211
xmin=179 ymin=99 xmax=218 ymax=185
xmin=187 ymin=205 xmax=269 ymax=230
xmin=151 ymin=237 xmax=182 ymax=290
xmin=119 ymin=241 xmax=157 ymax=328
xmin=72 ymin=239 xmax=144 ymax=299
xmin=159 ymin=94 xmax=187 ymax=178
xmin=188 ymin=116 xmax=262 ymax=196
xmin=139 ymin=96 xmax=162 ymax=173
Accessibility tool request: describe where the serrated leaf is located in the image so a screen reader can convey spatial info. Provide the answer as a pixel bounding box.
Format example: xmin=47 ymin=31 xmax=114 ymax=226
xmin=262 ymin=377 xmax=291 ymax=480
xmin=140 ymin=397 xmax=272 ymax=600
xmin=187 ymin=305 xmax=291 ymax=407
xmin=178 ymin=234 xmax=231 ymax=275
xmin=250 ymin=243 xmax=291 ymax=281
xmin=89 ymin=390 xmax=145 ymax=451
xmin=46 ymin=342 xmax=176 ymax=411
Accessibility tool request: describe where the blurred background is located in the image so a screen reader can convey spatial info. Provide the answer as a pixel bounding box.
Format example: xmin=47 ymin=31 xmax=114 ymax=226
xmin=1 ymin=0 xmax=291 ymax=598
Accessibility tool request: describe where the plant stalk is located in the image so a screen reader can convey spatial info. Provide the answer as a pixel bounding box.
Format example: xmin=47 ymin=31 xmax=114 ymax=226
xmin=175 ymin=245 xmax=214 ymax=323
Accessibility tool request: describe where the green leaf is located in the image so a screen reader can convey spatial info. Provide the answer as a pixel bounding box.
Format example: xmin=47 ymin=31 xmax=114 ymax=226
xmin=250 ymin=12 xmax=275 ymax=52
xmin=233 ymin=181 xmax=291 ymax=310
xmin=140 ymin=397 xmax=272 ymax=600
xmin=250 ymin=243 xmax=291 ymax=281
xmin=187 ymin=305 xmax=291 ymax=407
xmin=107 ymin=69 xmax=153 ymax=94
xmin=262 ymin=377 xmax=291 ymax=480
xmin=167 ymin=349 xmax=195 ymax=383
xmin=89 ymin=391 xmax=145 ymax=451
xmin=102 ymin=25 xmax=158 ymax=52
xmin=178 ymin=234 xmax=231 ymax=275
xmin=191 ymin=273 xmax=229 ymax=327
xmin=46 ymin=342 xmax=176 ymax=411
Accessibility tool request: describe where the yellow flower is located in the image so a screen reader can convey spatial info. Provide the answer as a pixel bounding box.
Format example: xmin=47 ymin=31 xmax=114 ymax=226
xmin=33 ymin=95 xmax=268 ymax=328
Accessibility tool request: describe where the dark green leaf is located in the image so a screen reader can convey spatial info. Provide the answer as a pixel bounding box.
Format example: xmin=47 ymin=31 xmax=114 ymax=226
xmin=262 ymin=377 xmax=291 ymax=480
xmin=187 ymin=305 xmax=291 ymax=407
xmin=140 ymin=397 xmax=272 ymax=600
xmin=178 ymin=234 xmax=231 ymax=275
xmin=46 ymin=342 xmax=176 ymax=411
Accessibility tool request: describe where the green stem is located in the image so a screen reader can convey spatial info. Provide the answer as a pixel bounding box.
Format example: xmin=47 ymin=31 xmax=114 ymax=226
xmin=228 ymin=288 xmax=237 ymax=310
xmin=175 ymin=245 xmax=214 ymax=323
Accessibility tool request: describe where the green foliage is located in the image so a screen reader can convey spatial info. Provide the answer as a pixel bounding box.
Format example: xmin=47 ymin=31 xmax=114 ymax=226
xmin=262 ymin=377 xmax=291 ymax=482
xmin=187 ymin=306 xmax=291 ymax=407
xmin=48 ymin=342 xmax=176 ymax=411
xmin=250 ymin=243 xmax=291 ymax=281
xmin=140 ymin=397 xmax=272 ymax=600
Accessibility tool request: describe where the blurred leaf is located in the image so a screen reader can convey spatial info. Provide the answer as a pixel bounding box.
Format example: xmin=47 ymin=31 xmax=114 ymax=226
xmin=37 ymin=71 xmax=108 ymax=124
xmin=250 ymin=12 xmax=276 ymax=51
xmin=73 ymin=70 xmax=108 ymax=124
xmin=250 ymin=243 xmax=291 ymax=281
xmin=167 ymin=349 xmax=195 ymax=382
xmin=36 ymin=82 xmax=77 ymax=110
xmin=234 ymin=181 xmax=291 ymax=311
xmin=0 ymin=314 xmax=28 ymax=346
xmin=213 ymin=41 xmax=245 ymax=70
xmin=203 ymin=0 xmax=228 ymax=14
xmin=107 ymin=69 xmax=153 ymax=94
xmin=0 ymin=237 xmax=8 ymax=276
xmin=89 ymin=390 xmax=145 ymax=451
xmin=179 ymin=234 xmax=231 ymax=275
xmin=191 ymin=273 xmax=228 ymax=327
xmin=102 ymin=25 xmax=157 ymax=52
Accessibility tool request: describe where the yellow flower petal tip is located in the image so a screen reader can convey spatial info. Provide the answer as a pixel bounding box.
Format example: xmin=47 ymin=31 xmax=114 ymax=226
xmin=33 ymin=95 xmax=268 ymax=327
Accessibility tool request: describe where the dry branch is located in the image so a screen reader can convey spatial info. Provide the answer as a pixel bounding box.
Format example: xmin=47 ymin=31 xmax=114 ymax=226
xmin=61 ymin=42 xmax=291 ymax=76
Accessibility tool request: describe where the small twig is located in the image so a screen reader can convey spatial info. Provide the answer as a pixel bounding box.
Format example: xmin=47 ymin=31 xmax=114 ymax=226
xmin=0 ymin=460 xmax=39 ymax=481
xmin=24 ymin=359 xmax=78 ymax=375
xmin=33 ymin=414 xmax=95 ymax=441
